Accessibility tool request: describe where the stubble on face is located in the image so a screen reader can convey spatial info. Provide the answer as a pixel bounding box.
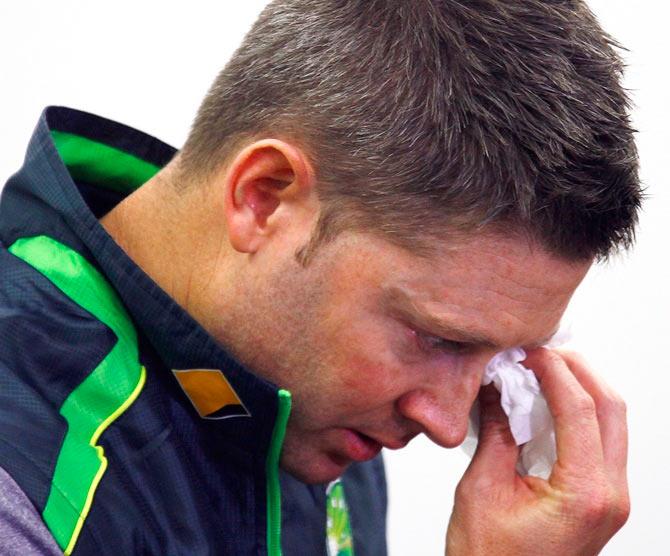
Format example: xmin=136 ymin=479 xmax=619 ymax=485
xmin=210 ymin=230 xmax=591 ymax=484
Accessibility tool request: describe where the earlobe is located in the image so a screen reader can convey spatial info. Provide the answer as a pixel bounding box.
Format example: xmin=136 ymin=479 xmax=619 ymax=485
xmin=222 ymin=140 xmax=314 ymax=254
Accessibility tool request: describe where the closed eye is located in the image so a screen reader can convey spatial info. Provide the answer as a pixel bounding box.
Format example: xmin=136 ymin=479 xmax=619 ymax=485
xmin=414 ymin=329 xmax=470 ymax=355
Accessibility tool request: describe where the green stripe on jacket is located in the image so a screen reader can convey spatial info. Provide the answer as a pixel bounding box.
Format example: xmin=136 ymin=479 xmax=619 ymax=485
xmin=9 ymin=235 xmax=145 ymax=555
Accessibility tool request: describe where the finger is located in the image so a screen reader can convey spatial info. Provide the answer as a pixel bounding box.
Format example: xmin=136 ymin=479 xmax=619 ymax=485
xmin=522 ymin=348 xmax=605 ymax=481
xmin=555 ymin=350 xmax=628 ymax=489
xmin=465 ymin=384 xmax=520 ymax=484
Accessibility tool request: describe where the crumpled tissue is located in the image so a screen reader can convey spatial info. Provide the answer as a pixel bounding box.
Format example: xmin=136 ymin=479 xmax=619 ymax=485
xmin=461 ymin=333 xmax=567 ymax=479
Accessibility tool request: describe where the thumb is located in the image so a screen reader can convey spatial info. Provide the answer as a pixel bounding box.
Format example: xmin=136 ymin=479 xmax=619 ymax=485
xmin=465 ymin=385 xmax=520 ymax=482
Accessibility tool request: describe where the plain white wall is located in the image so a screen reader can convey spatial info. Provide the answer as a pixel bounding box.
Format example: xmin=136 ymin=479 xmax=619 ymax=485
xmin=1 ymin=2 xmax=667 ymax=554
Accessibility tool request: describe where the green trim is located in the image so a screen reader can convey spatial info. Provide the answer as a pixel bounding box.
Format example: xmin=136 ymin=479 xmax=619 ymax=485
xmin=50 ymin=130 xmax=160 ymax=194
xmin=326 ymin=479 xmax=354 ymax=556
xmin=266 ymin=389 xmax=292 ymax=556
xmin=8 ymin=235 xmax=145 ymax=555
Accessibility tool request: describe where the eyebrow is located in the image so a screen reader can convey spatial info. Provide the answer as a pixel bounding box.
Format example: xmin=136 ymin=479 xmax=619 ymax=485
xmin=382 ymin=285 xmax=556 ymax=350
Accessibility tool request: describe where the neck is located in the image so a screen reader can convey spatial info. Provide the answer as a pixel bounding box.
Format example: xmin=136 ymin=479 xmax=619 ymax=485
xmin=100 ymin=166 xmax=273 ymax=369
xmin=100 ymin=166 xmax=212 ymax=316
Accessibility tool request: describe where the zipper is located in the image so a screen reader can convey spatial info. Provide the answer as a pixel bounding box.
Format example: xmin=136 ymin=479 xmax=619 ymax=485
xmin=265 ymin=389 xmax=292 ymax=556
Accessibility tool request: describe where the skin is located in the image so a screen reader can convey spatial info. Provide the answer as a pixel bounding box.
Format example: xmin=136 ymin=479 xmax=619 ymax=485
xmin=101 ymin=138 xmax=629 ymax=555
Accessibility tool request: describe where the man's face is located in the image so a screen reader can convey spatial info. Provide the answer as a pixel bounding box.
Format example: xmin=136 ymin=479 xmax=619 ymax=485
xmin=226 ymin=230 xmax=591 ymax=485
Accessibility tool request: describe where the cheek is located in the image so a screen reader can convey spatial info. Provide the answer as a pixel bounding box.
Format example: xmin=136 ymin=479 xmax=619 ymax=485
xmin=323 ymin=311 xmax=407 ymax=408
xmin=337 ymin=352 xmax=403 ymax=404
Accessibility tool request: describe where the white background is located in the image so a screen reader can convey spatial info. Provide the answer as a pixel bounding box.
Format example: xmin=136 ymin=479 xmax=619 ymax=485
xmin=1 ymin=2 xmax=667 ymax=554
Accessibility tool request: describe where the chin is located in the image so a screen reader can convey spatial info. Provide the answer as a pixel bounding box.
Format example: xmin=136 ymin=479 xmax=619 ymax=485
xmin=281 ymin=451 xmax=350 ymax=485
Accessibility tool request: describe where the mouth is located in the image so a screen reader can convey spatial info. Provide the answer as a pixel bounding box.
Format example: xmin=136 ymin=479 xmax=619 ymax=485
xmin=339 ymin=429 xmax=383 ymax=462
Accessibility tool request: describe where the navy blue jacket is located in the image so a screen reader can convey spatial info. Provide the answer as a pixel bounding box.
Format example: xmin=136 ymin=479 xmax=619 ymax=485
xmin=0 ymin=107 xmax=387 ymax=555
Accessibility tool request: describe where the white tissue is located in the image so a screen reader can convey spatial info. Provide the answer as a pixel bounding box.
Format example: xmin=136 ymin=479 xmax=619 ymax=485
xmin=461 ymin=333 xmax=568 ymax=479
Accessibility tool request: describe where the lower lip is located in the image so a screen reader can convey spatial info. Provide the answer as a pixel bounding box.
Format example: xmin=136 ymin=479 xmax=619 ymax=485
xmin=340 ymin=429 xmax=382 ymax=462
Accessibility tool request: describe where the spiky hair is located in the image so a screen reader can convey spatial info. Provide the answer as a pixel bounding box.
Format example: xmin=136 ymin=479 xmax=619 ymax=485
xmin=180 ymin=0 xmax=641 ymax=261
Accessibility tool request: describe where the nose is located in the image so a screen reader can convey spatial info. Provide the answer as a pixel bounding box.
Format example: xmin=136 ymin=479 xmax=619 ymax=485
xmin=395 ymin=363 xmax=484 ymax=448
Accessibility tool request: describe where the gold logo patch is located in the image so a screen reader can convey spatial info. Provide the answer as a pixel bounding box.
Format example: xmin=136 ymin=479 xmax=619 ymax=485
xmin=172 ymin=369 xmax=250 ymax=419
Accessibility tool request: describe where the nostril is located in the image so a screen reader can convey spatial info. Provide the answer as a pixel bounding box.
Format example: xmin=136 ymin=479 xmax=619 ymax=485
xmin=401 ymin=432 xmax=418 ymax=446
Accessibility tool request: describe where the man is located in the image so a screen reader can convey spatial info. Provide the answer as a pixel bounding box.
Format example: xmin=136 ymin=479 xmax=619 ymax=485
xmin=0 ymin=0 xmax=640 ymax=554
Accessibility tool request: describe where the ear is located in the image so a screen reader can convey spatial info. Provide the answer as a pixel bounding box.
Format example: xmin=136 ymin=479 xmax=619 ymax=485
xmin=222 ymin=139 xmax=317 ymax=254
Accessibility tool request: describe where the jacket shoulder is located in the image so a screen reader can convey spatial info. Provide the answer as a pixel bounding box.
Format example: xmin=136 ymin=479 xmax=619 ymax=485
xmin=0 ymin=243 xmax=117 ymax=513
xmin=0 ymin=243 xmax=118 ymax=403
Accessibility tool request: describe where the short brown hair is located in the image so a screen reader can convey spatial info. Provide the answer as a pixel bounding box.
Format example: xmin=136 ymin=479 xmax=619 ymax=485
xmin=179 ymin=0 xmax=641 ymax=263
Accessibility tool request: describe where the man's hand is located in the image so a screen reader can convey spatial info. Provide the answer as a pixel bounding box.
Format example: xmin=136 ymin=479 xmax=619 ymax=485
xmin=446 ymin=348 xmax=629 ymax=556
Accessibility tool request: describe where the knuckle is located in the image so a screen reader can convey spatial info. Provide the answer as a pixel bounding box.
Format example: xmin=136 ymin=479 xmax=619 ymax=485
xmin=455 ymin=472 xmax=496 ymax=502
xmin=610 ymin=494 xmax=631 ymax=530
xmin=598 ymin=391 xmax=627 ymax=419
xmin=454 ymin=476 xmax=469 ymax=498
xmin=543 ymin=349 xmax=565 ymax=366
xmin=611 ymin=393 xmax=627 ymax=415
xmin=579 ymin=492 xmax=611 ymax=526
xmin=454 ymin=478 xmax=473 ymax=506
xmin=573 ymin=395 xmax=597 ymax=419
xmin=526 ymin=347 xmax=560 ymax=369
xmin=576 ymin=486 xmax=629 ymax=530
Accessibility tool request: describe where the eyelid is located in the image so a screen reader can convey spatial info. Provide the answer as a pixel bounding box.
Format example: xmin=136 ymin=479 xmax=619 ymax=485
xmin=414 ymin=328 xmax=469 ymax=354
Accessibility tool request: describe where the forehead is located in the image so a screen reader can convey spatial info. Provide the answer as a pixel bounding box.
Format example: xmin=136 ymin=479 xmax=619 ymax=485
xmin=380 ymin=233 xmax=591 ymax=348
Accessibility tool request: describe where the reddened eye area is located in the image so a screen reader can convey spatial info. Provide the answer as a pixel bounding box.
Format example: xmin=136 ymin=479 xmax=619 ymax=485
xmin=411 ymin=328 xmax=469 ymax=355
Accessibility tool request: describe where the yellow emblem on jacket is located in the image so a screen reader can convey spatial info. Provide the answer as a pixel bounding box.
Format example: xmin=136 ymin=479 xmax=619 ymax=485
xmin=173 ymin=369 xmax=250 ymax=419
